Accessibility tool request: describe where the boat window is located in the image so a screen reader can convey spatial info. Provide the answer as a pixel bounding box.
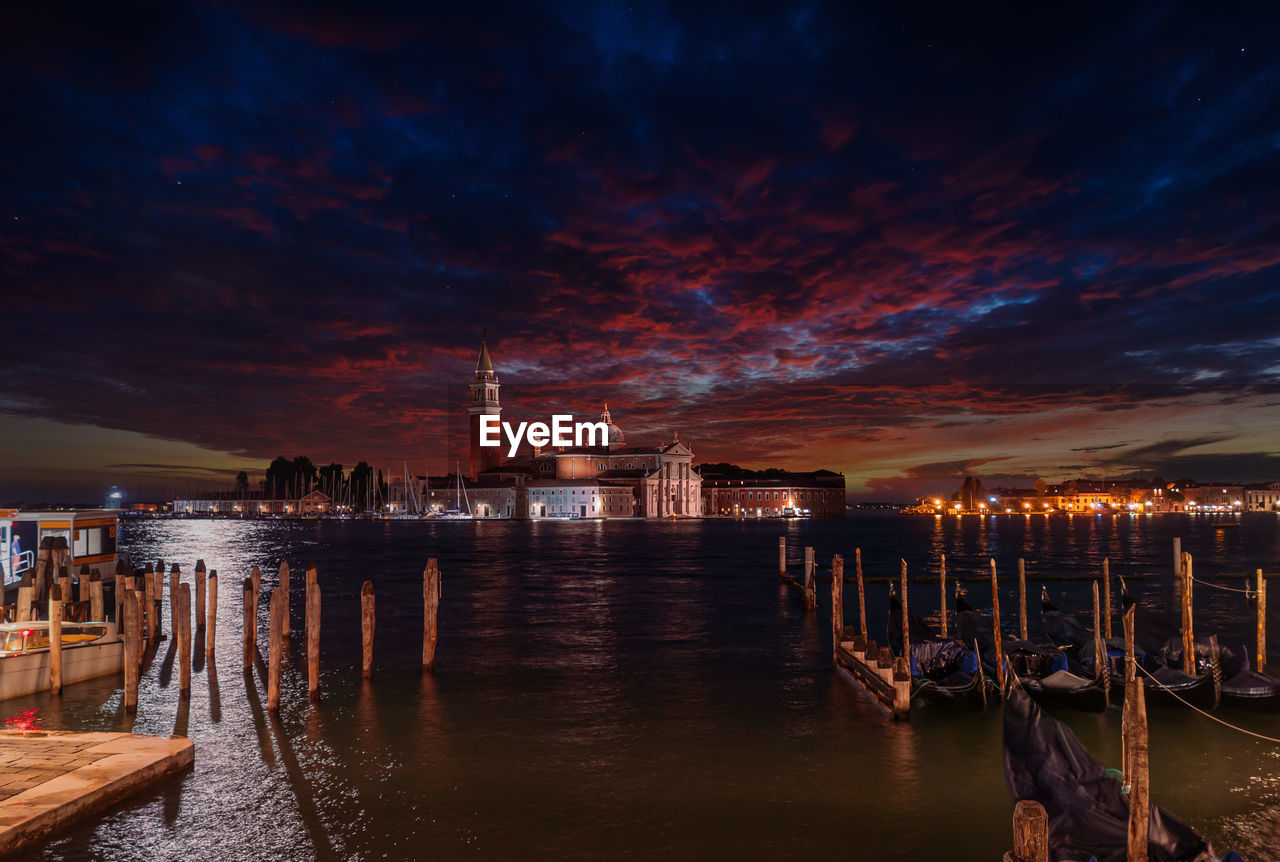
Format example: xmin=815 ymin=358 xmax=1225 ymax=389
xmin=62 ymin=625 xmax=107 ymax=644
xmin=0 ymin=631 xmax=23 ymax=652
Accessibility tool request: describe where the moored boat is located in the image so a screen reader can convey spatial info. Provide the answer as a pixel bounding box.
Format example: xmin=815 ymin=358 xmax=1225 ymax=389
xmin=0 ymin=621 xmax=123 ymax=700
xmin=1003 ymin=680 xmax=1231 ymax=861
xmin=889 ymin=583 xmax=988 ymax=707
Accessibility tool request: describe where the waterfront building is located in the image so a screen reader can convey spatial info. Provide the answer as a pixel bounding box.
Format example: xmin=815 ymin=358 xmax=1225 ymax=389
xmin=526 ymin=479 xmax=635 ymax=519
xmin=1245 ymin=482 xmax=1280 ymax=512
xmin=455 ymin=341 xmax=703 ymax=519
xmin=699 ymin=466 xmax=846 ymax=517
xmin=172 ymin=490 xmax=333 ymax=515
xmin=421 ymin=476 xmax=521 ymax=519
xmin=1179 ymin=483 xmax=1245 ymax=512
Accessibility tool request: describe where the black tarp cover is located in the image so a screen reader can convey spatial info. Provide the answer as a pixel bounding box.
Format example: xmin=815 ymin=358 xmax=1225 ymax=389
xmin=956 ymin=608 xmax=996 ymax=665
xmin=1043 ymin=605 xmax=1092 ymax=650
xmin=1003 ymin=684 xmax=1217 ymax=862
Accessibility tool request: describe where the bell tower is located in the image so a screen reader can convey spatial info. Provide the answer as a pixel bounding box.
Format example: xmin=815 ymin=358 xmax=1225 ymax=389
xmin=467 ymin=335 xmax=502 ymax=478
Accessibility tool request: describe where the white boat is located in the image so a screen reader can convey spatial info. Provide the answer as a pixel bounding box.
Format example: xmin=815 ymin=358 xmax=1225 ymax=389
xmin=438 ymin=462 xmax=475 ymax=520
xmin=0 ymin=621 xmax=123 ymax=700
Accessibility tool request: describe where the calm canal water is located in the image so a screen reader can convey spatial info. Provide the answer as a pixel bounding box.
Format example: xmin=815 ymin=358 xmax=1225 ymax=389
xmin=9 ymin=513 xmax=1280 ymax=860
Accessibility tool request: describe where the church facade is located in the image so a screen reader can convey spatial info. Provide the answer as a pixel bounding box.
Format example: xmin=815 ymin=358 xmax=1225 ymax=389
xmin=408 ymin=339 xmax=702 ymax=519
xmin=400 ymin=339 xmax=843 ymax=519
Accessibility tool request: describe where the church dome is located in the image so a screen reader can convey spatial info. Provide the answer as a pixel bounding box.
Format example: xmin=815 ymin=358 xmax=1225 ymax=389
xmin=600 ymin=403 xmax=625 ymax=448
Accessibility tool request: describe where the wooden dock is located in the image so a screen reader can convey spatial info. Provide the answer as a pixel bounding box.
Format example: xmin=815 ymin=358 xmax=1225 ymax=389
xmin=0 ymin=730 xmax=193 ymax=855
xmin=835 ymin=634 xmax=911 ymax=720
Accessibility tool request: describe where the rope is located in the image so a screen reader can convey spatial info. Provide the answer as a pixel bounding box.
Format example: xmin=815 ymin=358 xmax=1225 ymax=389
xmin=1189 ymin=575 xmax=1253 ymax=595
xmin=1133 ymin=663 xmax=1280 ymax=745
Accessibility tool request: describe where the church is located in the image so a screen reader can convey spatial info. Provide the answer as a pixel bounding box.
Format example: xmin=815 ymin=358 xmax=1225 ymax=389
xmin=417 ymin=338 xmax=703 ymax=519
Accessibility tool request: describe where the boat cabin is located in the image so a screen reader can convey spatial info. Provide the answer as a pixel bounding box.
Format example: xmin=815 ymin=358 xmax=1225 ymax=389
xmin=0 ymin=622 xmax=114 ymax=655
xmin=0 ymin=510 xmax=121 ymax=587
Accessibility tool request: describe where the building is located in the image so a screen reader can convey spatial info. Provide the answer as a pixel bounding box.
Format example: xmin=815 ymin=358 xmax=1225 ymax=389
xmin=1185 ymin=483 xmax=1245 ymax=512
xmin=699 ymin=466 xmax=846 ymax=517
xmin=526 ymin=479 xmax=635 ymax=519
xmin=1246 ymin=482 xmax=1280 ymax=512
xmin=394 ymin=338 xmax=844 ymax=519
xmin=446 ymin=341 xmax=704 ymax=519
xmin=172 ymin=490 xmax=333 ymax=515
xmin=468 ymin=338 xmax=502 ymax=478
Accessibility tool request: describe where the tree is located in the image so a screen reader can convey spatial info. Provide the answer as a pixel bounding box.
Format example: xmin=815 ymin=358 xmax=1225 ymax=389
xmin=291 ymin=456 xmax=318 ymax=495
xmin=350 ymin=462 xmax=374 ymax=510
xmin=235 ymin=471 xmax=250 ymax=496
xmin=265 ymin=456 xmax=293 ymax=498
xmin=318 ymin=463 xmax=344 ymax=500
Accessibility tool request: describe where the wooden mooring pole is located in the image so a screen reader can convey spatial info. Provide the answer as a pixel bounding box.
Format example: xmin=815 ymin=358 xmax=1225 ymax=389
xmin=123 ymin=592 xmax=140 ymax=713
xmin=143 ymin=563 xmax=157 ymax=646
xmin=113 ymin=561 xmax=126 ymax=624
xmin=306 ymin=563 xmax=320 ymax=701
xmin=49 ymin=585 xmax=63 ymax=695
xmin=16 ymin=577 xmax=33 ymax=624
xmin=855 ymin=548 xmax=867 ymax=638
xmin=1257 ymin=569 xmax=1267 ymax=674
xmin=207 ymin=570 xmax=218 ymax=656
xmin=803 ymin=547 xmax=816 ymax=611
xmin=899 ymin=559 xmax=910 ymax=660
xmin=362 ymin=580 xmax=376 ymax=679
xmin=58 ymin=567 xmax=70 ymax=613
xmin=177 ymin=584 xmax=192 ymax=699
xmin=89 ymin=571 xmax=103 ymax=622
xmin=1126 ymin=619 xmax=1157 ymax=860
xmin=939 ymin=554 xmax=948 ymax=638
xmin=169 ymin=564 xmax=181 ymax=640
xmin=242 ymin=578 xmax=254 ymax=669
xmin=1005 ymin=799 xmax=1049 ymax=862
xmin=195 ymin=560 xmax=206 ymax=630
xmin=423 ymin=558 xmax=440 ymax=669
xmin=250 ymin=565 xmax=261 ymax=653
xmin=1018 ymin=558 xmax=1028 ymax=641
xmin=1181 ymin=552 xmax=1195 ymax=671
xmin=1102 ymin=558 xmax=1112 ymax=639
xmin=990 ymin=558 xmax=1005 ymax=689
xmin=1093 ymin=580 xmax=1109 ymax=709
xmin=267 ymin=588 xmax=284 ymax=713
xmin=778 ymin=537 xmax=786 ymax=579
xmin=279 ymin=561 xmax=291 ymax=637
xmin=33 ymin=538 xmax=52 ymax=603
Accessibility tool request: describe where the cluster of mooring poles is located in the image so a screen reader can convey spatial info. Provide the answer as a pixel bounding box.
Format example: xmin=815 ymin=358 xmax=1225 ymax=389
xmin=15 ymin=552 xmax=444 ymax=716
xmin=776 ymin=535 xmax=1269 ymax=862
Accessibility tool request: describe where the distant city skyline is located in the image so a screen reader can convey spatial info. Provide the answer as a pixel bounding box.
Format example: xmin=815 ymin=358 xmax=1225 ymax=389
xmin=3 ymin=3 xmax=1279 ymax=502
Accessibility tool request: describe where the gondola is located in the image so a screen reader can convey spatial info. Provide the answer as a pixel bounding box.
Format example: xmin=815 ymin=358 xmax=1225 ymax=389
xmin=954 ymin=584 xmax=1108 ymax=710
xmin=1118 ymin=577 xmax=1221 ymax=709
xmin=1008 ymin=587 xmax=1111 ymax=712
xmin=1003 ymin=680 xmax=1237 ymax=862
xmin=1221 ymin=661 xmax=1280 ymax=710
xmin=888 ymin=583 xmax=988 ymax=707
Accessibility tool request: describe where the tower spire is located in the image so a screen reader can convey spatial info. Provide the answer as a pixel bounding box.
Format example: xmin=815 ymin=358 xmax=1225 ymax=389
xmin=468 ymin=333 xmax=500 ymax=478
xmin=476 ymin=332 xmax=494 ymax=373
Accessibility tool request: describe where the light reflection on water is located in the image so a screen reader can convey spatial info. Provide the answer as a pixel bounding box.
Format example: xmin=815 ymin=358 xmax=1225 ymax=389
xmin=5 ymin=513 xmax=1280 ymax=860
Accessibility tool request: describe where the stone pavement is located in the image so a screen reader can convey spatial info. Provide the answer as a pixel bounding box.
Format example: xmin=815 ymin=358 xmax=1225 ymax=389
xmin=0 ymin=730 xmax=194 ymax=854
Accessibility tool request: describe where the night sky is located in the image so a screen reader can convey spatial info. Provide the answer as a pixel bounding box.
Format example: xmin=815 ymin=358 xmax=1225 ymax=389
xmin=3 ymin=1 xmax=1279 ymax=502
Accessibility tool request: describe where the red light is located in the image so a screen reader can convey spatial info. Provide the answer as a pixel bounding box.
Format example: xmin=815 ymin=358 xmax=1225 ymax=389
xmin=20 ymin=630 xmax=31 ymax=638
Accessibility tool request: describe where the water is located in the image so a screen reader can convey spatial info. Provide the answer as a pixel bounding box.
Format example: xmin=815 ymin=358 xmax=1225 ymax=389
xmin=9 ymin=513 xmax=1280 ymax=860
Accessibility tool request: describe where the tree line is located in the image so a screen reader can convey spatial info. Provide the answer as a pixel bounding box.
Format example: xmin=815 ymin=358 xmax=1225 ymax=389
xmin=235 ymin=456 xmax=390 ymax=507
